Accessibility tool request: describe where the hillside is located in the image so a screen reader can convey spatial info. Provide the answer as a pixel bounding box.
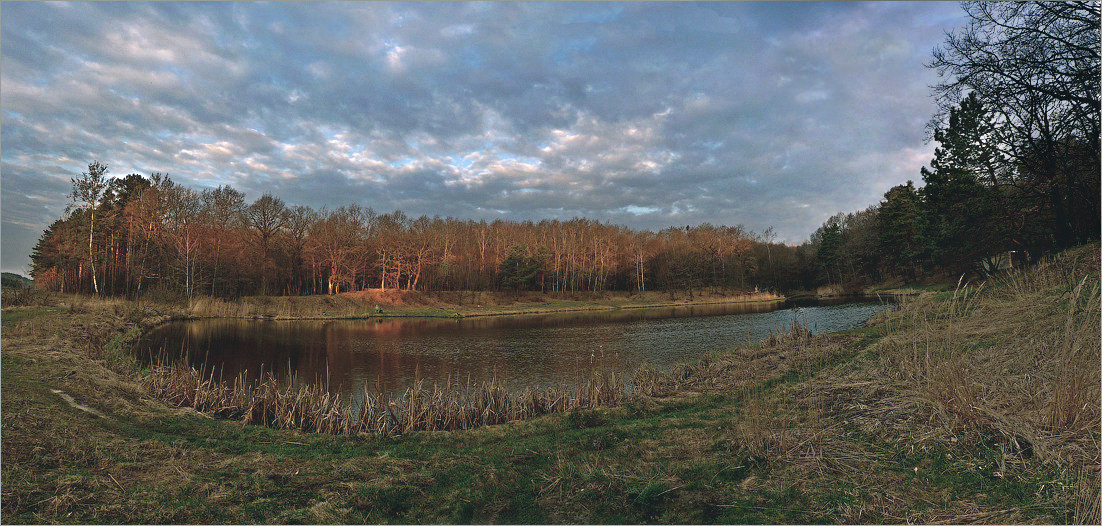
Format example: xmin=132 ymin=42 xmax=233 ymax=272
xmin=1 ymin=272 xmax=32 ymax=288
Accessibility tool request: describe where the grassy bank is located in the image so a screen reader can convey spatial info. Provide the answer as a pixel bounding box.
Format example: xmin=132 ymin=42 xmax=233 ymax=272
xmin=2 ymin=244 xmax=1097 ymax=523
xmin=181 ymin=289 xmax=783 ymax=320
xmin=3 ymin=287 xmax=784 ymax=323
xmin=785 ymin=281 xmax=955 ymax=301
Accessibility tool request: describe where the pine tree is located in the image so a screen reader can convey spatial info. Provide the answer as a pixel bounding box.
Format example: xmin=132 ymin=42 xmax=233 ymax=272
xmin=878 ymin=182 xmax=925 ymax=281
xmin=920 ymin=93 xmax=1007 ymax=274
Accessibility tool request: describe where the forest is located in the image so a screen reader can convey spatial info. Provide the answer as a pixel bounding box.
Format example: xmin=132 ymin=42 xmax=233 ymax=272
xmin=31 ymin=172 xmax=796 ymax=299
xmin=28 ymin=2 xmax=1099 ymax=300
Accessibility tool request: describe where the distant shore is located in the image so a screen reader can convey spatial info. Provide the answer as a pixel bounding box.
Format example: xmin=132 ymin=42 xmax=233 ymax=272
xmin=177 ymin=289 xmax=786 ymax=321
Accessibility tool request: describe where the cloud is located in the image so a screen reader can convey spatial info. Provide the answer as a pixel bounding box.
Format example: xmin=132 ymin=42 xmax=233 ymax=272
xmin=1 ymin=1 xmax=966 ymax=273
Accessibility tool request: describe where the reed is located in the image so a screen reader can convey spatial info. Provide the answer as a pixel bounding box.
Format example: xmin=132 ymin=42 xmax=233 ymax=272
xmin=630 ymin=366 xmax=679 ymax=397
xmin=760 ymin=314 xmax=813 ymax=348
xmin=144 ymin=363 xmax=628 ymax=436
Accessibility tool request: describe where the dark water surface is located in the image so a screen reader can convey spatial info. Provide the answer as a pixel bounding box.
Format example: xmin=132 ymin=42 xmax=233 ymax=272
xmin=135 ymin=298 xmax=890 ymax=398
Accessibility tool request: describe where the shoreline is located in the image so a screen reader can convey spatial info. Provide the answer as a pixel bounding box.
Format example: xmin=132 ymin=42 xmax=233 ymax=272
xmin=174 ymin=290 xmax=788 ymax=322
xmin=191 ymin=295 xmax=788 ymax=321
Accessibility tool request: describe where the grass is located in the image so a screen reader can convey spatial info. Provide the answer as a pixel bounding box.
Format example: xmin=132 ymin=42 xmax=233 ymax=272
xmin=182 ymin=288 xmax=782 ymax=320
xmin=0 ymin=306 xmax=66 ymax=330
xmin=2 ymin=243 xmax=1098 ymax=523
xmin=867 ymin=282 xmax=956 ymax=294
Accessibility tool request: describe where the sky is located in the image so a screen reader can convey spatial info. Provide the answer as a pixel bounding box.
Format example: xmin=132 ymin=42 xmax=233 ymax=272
xmin=0 ymin=1 xmax=969 ymax=275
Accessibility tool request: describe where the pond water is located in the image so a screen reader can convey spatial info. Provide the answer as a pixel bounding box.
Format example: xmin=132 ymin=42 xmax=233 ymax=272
xmin=134 ymin=298 xmax=890 ymax=399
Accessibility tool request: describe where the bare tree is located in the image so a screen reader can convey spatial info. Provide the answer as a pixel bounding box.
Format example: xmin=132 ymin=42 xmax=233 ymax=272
xmin=284 ymin=205 xmax=318 ymax=294
xmin=308 ymin=207 xmax=361 ymax=294
xmin=162 ymin=185 xmax=202 ymax=301
xmin=929 ymin=1 xmax=1101 ymax=247
xmin=201 ymin=186 xmax=246 ymax=296
xmin=245 ymin=194 xmax=288 ymax=293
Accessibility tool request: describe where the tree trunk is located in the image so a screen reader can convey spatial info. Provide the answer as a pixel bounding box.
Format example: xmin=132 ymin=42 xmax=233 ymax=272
xmin=89 ymin=209 xmax=99 ymax=294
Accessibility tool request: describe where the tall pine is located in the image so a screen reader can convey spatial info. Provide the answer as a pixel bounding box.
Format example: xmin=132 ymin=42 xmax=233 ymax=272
xmin=878 ymin=182 xmax=926 ymax=281
xmin=919 ymin=93 xmax=1007 ymax=274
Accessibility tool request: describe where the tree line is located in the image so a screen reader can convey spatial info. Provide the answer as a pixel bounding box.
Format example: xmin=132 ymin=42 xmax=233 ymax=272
xmin=32 ymin=170 xmax=801 ymax=299
xmin=29 ymin=2 xmax=1098 ymax=299
xmin=807 ymin=2 xmax=1099 ymax=285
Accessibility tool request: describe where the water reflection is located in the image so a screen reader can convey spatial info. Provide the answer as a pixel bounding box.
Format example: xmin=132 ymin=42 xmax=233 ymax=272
xmin=136 ymin=299 xmax=889 ymax=399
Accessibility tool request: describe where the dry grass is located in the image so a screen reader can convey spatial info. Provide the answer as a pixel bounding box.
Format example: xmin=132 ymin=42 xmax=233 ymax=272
xmin=761 ymin=315 xmax=814 ymax=347
xmin=878 ymin=249 xmax=1100 ymax=466
xmin=5 ymin=245 xmax=1096 ymax=524
xmin=820 ymin=244 xmax=1101 ymax=523
xmin=626 ymin=244 xmax=1100 ymax=524
xmin=629 ymin=316 xmax=841 ymax=400
xmin=631 ymin=317 xmax=887 ymax=507
xmin=183 ymin=289 xmax=782 ymax=320
xmin=186 ymin=294 xmax=358 ymax=319
xmin=729 ymin=386 xmax=796 ymax=461
xmin=144 ymin=362 xmax=627 ymax=436
xmin=0 ymin=286 xmax=57 ymax=308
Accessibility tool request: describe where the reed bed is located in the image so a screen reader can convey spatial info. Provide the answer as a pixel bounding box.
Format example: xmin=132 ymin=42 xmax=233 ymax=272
xmin=760 ymin=314 xmax=813 ymax=348
xmin=144 ymin=293 xmax=812 ymax=436
xmin=144 ymin=362 xmax=628 ymax=436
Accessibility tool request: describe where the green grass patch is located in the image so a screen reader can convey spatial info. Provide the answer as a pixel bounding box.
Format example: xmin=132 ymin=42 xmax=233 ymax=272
xmin=0 ymin=306 xmax=65 ymax=328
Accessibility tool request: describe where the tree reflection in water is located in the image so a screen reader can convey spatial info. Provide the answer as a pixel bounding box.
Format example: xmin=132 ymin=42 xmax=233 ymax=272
xmin=136 ymin=299 xmax=888 ymax=401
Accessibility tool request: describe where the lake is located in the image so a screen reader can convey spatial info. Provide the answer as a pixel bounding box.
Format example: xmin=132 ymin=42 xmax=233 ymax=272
xmin=134 ymin=298 xmax=890 ymax=399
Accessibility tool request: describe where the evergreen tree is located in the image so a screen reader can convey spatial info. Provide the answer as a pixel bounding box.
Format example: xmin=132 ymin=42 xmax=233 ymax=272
xmin=812 ymin=215 xmax=844 ymax=285
xmin=498 ymin=243 xmax=546 ymax=292
xmin=930 ymin=2 xmax=1100 ymax=249
xmin=920 ymin=93 xmax=1007 ymax=274
xmin=878 ymin=182 xmax=925 ymax=281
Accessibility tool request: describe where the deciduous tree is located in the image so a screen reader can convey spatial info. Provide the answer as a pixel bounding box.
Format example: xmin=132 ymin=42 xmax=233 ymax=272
xmin=929 ymin=1 xmax=1100 ymax=248
xmin=68 ymin=161 xmax=110 ymax=294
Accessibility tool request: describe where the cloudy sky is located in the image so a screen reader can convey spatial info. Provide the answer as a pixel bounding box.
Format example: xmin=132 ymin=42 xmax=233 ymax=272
xmin=1 ymin=1 xmax=967 ymax=275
